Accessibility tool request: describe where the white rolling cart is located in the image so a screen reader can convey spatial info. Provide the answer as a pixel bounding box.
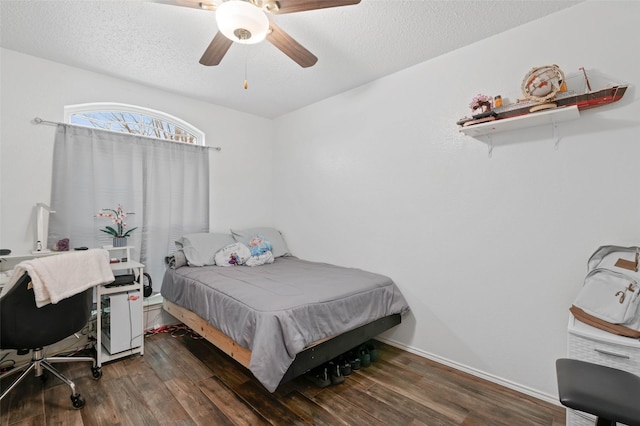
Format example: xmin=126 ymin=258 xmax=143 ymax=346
xmin=566 ymin=314 xmax=640 ymax=426
xmin=95 ymin=246 xmax=145 ymax=367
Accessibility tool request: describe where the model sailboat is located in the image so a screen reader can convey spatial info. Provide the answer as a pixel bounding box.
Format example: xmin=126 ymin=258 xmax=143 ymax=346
xmin=458 ymin=68 xmax=628 ymax=127
xmin=491 ymin=68 xmax=628 ymax=120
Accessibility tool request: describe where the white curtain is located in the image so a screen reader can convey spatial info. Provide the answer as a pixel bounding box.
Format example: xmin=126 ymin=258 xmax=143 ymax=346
xmin=48 ymin=124 xmax=209 ymax=291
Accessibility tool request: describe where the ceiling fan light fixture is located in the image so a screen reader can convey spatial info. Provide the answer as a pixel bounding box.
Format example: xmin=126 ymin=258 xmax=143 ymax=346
xmin=216 ymin=0 xmax=269 ymax=45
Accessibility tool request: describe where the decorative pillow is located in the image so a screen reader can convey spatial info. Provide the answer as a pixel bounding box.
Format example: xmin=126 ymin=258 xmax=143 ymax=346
xmin=246 ymin=251 xmax=274 ymax=267
xmin=247 ymin=234 xmax=272 ymax=257
xmin=230 ymin=227 xmax=291 ymax=258
xmin=214 ymin=242 xmax=251 ymax=267
xmin=176 ymin=232 xmax=236 ymax=266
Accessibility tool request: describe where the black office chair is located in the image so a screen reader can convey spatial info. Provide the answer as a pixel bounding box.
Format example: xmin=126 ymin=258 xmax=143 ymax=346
xmin=0 ymin=272 xmax=102 ymax=409
xmin=556 ymin=358 xmax=640 ymax=426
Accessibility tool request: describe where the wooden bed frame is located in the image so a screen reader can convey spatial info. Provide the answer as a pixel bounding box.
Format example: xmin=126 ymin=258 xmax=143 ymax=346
xmin=163 ymin=299 xmax=401 ymax=386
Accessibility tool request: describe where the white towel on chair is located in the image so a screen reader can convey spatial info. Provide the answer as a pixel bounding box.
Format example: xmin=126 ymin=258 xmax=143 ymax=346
xmin=0 ymin=249 xmax=115 ymax=307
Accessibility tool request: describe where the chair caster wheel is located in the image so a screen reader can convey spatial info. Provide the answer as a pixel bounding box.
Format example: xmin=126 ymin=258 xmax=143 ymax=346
xmin=91 ymin=367 xmax=102 ymax=380
xmin=71 ymin=394 xmax=85 ymax=409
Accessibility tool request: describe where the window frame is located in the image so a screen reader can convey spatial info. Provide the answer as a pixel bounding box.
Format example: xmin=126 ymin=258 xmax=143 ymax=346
xmin=64 ymin=102 xmax=205 ymax=145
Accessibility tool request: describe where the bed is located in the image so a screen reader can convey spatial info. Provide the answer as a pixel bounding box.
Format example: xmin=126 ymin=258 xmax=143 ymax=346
xmin=160 ymin=229 xmax=410 ymax=392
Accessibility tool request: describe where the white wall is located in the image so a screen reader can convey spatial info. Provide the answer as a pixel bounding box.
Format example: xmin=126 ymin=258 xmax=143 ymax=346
xmin=273 ymin=0 xmax=640 ymax=401
xmin=0 ymin=49 xmax=273 ymax=254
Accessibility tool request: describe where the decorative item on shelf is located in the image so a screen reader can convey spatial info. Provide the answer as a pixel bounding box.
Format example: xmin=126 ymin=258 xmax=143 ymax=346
xmin=458 ymin=93 xmax=497 ymax=127
xmin=457 ymin=67 xmax=628 ymax=130
xmin=494 ymin=95 xmax=502 ymax=108
xmin=96 ymin=204 xmax=137 ymax=247
xmin=489 ymin=67 xmax=628 ymax=121
xmin=521 ymin=64 xmax=565 ymax=112
xmin=469 ymin=93 xmax=493 ymax=116
xmin=53 ymin=238 xmax=70 ymax=251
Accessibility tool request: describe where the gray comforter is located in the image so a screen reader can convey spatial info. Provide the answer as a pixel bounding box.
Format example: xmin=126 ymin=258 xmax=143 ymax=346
xmin=161 ymin=256 xmax=409 ymax=392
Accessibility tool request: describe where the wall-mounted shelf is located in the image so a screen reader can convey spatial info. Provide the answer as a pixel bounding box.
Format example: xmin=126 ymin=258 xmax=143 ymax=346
xmin=458 ymin=105 xmax=580 ymax=137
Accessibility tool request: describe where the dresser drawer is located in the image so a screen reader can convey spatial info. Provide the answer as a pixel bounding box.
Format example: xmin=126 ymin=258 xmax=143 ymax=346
xmin=567 ymin=314 xmax=640 ymax=374
xmin=568 ymin=331 xmax=640 ymax=375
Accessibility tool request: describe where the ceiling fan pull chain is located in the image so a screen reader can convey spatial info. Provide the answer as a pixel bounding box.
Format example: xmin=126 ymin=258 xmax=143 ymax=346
xmin=244 ymin=44 xmax=249 ymax=90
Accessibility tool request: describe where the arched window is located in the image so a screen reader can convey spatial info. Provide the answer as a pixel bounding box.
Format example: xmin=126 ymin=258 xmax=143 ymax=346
xmin=64 ymin=103 xmax=205 ymax=145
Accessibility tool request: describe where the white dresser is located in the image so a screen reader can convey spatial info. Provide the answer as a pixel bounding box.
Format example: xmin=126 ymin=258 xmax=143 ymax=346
xmin=567 ymin=314 xmax=640 ymax=426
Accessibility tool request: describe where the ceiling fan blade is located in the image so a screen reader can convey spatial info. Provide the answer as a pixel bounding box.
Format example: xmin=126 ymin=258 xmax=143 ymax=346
xmin=266 ymin=22 xmax=318 ymax=68
xmin=268 ymin=0 xmax=360 ymax=14
xmin=153 ymin=0 xmax=217 ymax=11
xmin=199 ymin=32 xmax=233 ymax=66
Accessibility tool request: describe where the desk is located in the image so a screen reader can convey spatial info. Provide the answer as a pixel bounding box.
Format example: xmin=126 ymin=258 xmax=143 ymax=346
xmin=0 ymin=249 xmax=145 ymax=367
xmin=0 ymin=251 xmax=63 ymax=287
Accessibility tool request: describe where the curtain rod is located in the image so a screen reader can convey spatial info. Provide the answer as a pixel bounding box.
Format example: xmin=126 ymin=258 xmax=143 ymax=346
xmin=33 ymin=117 xmax=222 ymax=151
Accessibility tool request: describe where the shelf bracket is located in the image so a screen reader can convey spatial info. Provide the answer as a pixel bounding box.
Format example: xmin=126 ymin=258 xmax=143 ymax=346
xmin=551 ymin=116 xmax=560 ymax=150
xmin=485 ymin=135 xmax=494 ymax=158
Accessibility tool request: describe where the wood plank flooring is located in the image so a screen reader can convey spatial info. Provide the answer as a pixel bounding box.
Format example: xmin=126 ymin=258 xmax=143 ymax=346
xmin=1 ymin=328 xmax=566 ymax=425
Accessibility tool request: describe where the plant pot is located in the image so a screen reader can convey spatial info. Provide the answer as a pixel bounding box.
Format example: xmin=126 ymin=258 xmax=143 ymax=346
xmin=113 ymin=237 xmax=127 ymax=247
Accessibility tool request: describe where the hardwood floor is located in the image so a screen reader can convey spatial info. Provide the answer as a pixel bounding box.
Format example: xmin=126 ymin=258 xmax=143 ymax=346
xmin=1 ymin=328 xmax=566 ymax=425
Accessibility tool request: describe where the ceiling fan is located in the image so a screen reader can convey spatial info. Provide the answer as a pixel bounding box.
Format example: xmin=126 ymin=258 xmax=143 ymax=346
xmin=159 ymin=0 xmax=361 ymax=68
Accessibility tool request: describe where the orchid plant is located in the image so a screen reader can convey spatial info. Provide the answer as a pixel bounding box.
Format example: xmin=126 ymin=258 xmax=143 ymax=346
xmin=97 ymin=204 xmax=137 ymax=238
xmin=469 ymin=93 xmax=493 ymax=111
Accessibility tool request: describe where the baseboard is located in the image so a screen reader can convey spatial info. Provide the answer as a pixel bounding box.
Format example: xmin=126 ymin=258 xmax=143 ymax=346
xmin=376 ymin=337 xmax=560 ymax=407
xmin=143 ymin=295 xmax=179 ymax=331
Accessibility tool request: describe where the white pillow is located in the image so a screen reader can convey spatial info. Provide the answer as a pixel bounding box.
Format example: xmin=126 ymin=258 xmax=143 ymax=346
xmin=176 ymin=232 xmax=236 ymax=266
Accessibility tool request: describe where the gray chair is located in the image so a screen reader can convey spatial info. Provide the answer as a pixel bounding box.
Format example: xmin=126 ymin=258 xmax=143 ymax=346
xmin=0 ymin=272 xmax=102 ymax=409
xmin=556 ymin=358 xmax=640 ymax=426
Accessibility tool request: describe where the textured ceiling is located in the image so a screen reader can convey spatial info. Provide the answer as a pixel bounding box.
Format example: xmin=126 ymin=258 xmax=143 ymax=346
xmin=1 ymin=0 xmax=583 ymax=119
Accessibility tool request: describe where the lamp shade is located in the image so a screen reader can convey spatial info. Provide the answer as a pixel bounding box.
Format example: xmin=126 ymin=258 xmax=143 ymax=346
xmin=216 ymin=0 xmax=269 ymax=45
